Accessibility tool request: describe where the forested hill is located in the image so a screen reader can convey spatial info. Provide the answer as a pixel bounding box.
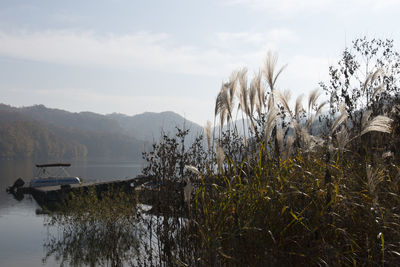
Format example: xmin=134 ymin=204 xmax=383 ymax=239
xmin=0 ymin=104 xmax=202 ymax=160
xmin=0 ymin=109 xmax=86 ymax=159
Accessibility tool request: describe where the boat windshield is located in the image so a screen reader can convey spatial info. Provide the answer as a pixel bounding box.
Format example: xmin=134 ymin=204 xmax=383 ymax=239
xmin=35 ymin=164 xmax=73 ymax=178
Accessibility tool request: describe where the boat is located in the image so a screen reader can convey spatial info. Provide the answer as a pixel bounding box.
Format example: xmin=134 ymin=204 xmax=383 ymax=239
xmin=29 ymin=163 xmax=81 ymax=188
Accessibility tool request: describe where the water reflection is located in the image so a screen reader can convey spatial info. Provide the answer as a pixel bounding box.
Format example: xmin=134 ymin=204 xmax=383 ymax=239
xmin=41 ymin=197 xmax=191 ymax=266
xmin=43 ymin=217 xmax=142 ymax=266
xmin=0 ymin=159 xmax=35 ymax=209
xmin=42 ymin=189 xmax=143 ymax=267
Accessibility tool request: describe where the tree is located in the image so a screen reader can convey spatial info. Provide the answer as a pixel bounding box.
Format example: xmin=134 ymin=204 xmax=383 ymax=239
xmin=320 ymin=37 xmax=400 ymax=160
xmin=321 ymin=37 xmax=400 ymax=118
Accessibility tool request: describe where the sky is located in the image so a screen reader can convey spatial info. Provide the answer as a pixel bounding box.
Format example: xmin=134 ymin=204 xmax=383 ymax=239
xmin=0 ymin=0 xmax=400 ymax=125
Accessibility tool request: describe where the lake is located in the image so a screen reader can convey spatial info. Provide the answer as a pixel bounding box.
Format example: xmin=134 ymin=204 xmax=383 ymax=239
xmin=0 ymin=158 xmax=145 ymax=267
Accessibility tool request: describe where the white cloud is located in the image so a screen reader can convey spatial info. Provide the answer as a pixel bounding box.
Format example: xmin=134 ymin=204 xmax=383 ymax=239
xmin=0 ymin=30 xmax=242 ymax=77
xmin=288 ymin=55 xmax=332 ymax=83
xmin=215 ymin=28 xmax=298 ymax=49
xmin=0 ymin=30 xmax=189 ymax=69
xmin=353 ymin=0 xmax=400 ymax=9
xmin=211 ymin=29 xmax=299 ymax=72
xmin=224 ymin=0 xmax=333 ymax=15
xmin=0 ymin=28 xmax=299 ymax=78
xmin=216 ymin=32 xmax=267 ymax=47
xmin=49 ymin=12 xmax=84 ymax=24
xmin=224 ymin=0 xmax=400 ymax=16
xmin=276 ymin=54 xmax=338 ymax=98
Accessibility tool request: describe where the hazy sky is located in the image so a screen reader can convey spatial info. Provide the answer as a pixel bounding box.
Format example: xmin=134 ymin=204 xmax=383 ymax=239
xmin=1 ymin=0 xmax=399 ymax=125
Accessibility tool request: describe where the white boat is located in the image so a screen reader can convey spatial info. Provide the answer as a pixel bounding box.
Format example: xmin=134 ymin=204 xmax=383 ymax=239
xmin=29 ymin=163 xmax=81 ymax=188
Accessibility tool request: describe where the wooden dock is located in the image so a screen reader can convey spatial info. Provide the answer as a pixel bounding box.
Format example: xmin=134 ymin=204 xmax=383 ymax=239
xmin=11 ymin=176 xmax=146 ymax=210
xmin=9 ymin=176 xmax=186 ymax=213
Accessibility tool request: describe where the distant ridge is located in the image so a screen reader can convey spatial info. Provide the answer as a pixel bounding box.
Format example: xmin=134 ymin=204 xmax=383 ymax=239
xmin=107 ymin=111 xmax=203 ymax=143
xmin=0 ymin=103 xmax=203 ymax=159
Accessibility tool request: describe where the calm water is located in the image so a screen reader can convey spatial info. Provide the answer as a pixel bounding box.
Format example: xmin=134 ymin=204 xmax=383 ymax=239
xmin=0 ymin=158 xmax=145 ymax=267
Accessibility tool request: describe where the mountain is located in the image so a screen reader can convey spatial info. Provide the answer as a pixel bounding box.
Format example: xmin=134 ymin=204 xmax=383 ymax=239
xmin=107 ymin=111 xmax=203 ymax=143
xmin=0 ymin=104 xmax=203 ymax=160
xmin=0 ymin=109 xmax=88 ymax=159
xmin=17 ymin=104 xmax=124 ymax=134
xmin=1 ymin=104 xmax=203 ymax=141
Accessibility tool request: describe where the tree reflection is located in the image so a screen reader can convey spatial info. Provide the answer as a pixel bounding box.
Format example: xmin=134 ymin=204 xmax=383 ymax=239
xmin=41 ymin=185 xmax=196 ymax=266
xmin=42 ymin=188 xmax=143 ymax=267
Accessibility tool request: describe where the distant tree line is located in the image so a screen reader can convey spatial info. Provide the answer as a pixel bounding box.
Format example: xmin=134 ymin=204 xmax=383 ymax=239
xmin=0 ymin=111 xmax=144 ymax=160
xmin=0 ymin=118 xmax=85 ymax=159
